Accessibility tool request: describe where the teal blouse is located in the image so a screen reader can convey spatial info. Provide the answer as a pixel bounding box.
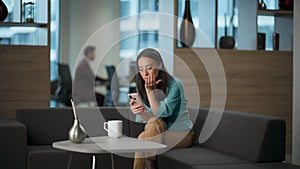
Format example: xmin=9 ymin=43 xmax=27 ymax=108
xmin=135 ymin=77 xmax=193 ymax=131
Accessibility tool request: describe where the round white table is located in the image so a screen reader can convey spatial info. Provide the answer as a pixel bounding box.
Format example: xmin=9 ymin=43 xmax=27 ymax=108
xmin=52 ymin=136 xmax=167 ymax=169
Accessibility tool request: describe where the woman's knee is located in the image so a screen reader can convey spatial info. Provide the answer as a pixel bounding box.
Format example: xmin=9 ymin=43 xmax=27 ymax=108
xmin=138 ymin=131 xmax=146 ymax=139
xmin=145 ymin=117 xmax=167 ymax=132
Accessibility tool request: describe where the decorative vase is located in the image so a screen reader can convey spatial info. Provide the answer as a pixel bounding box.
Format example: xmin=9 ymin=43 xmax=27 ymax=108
xmin=259 ymin=0 xmax=267 ymax=10
xmin=179 ymin=0 xmax=195 ymax=48
xmin=219 ymin=36 xmax=235 ymax=49
xmin=68 ymin=118 xmax=87 ymax=144
xmin=69 ymin=99 xmax=86 ymax=143
xmin=24 ymin=2 xmax=35 ymax=23
xmin=272 ymin=32 xmax=280 ymax=50
xmin=0 ymin=0 xmax=8 ymax=21
xmin=279 ymin=0 xmax=293 ymax=10
xmin=219 ymin=13 xmax=235 ymax=49
xmin=257 ymin=32 xmax=266 ymax=50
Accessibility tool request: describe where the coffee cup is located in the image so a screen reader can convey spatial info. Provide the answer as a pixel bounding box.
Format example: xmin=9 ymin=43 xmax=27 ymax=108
xmin=103 ymin=120 xmax=123 ymax=138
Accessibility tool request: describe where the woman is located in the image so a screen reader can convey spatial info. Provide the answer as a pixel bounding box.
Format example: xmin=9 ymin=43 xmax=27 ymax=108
xmin=130 ymin=48 xmax=194 ymax=169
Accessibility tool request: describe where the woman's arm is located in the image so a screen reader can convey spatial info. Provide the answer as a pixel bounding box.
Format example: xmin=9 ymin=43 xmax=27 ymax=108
xmin=131 ymin=76 xmax=183 ymax=122
xmin=129 ymin=73 xmax=162 ymax=121
xmin=145 ymin=74 xmax=162 ymax=115
xmin=152 ymin=77 xmax=183 ymax=119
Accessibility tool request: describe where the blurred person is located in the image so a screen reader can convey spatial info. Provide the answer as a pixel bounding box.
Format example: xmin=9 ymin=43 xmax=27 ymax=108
xmin=73 ymin=46 xmax=107 ymax=106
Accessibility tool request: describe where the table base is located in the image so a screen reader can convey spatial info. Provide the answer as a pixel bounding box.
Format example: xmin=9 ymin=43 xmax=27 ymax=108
xmin=66 ymin=153 xmax=115 ymax=169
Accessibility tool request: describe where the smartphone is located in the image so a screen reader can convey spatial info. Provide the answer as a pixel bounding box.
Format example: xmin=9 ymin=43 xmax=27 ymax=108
xmin=128 ymin=93 xmax=144 ymax=107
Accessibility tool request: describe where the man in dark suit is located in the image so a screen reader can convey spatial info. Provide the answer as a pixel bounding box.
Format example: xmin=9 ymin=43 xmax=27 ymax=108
xmin=73 ymin=46 xmax=107 ymax=106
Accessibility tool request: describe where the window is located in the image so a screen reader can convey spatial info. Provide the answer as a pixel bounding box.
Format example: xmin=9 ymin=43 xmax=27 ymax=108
xmin=50 ymin=0 xmax=60 ymax=81
xmin=119 ymin=0 xmax=174 ymax=77
xmin=217 ymin=0 xmax=279 ymax=50
xmin=217 ymin=0 xmax=238 ymax=47
xmin=257 ymin=0 xmax=278 ymax=50
xmin=119 ymin=0 xmax=159 ymax=60
xmin=49 ymin=0 xmax=59 ymax=107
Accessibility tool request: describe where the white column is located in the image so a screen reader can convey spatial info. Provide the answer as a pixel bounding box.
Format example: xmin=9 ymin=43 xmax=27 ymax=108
xmin=293 ymin=0 xmax=300 ymax=165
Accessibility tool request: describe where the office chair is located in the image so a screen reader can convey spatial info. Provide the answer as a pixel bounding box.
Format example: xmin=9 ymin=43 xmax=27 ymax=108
xmin=103 ymin=65 xmax=120 ymax=107
xmin=57 ymin=63 xmax=72 ymax=106
xmin=50 ymin=79 xmax=60 ymax=107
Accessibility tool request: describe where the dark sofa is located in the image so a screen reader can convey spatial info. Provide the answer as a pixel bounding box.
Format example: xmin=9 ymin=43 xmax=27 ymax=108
xmin=0 ymin=107 xmax=299 ymax=169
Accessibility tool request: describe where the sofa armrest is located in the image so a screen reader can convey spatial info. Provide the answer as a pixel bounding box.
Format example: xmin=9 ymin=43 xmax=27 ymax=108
xmin=0 ymin=119 xmax=27 ymax=169
xmin=199 ymin=110 xmax=286 ymax=162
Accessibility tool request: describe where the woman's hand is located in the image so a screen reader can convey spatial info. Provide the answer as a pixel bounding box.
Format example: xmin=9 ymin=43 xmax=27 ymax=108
xmin=129 ymin=99 xmax=145 ymax=115
xmin=144 ymin=74 xmax=162 ymax=90
xmin=130 ymin=99 xmax=151 ymax=121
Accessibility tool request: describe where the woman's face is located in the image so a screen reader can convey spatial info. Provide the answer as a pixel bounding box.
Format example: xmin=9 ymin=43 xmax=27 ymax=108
xmin=137 ymin=56 xmax=162 ymax=81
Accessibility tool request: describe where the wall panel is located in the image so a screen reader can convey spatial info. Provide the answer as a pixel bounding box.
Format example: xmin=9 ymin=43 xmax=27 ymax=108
xmin=174 ymin=48 xmax=292 ymax=155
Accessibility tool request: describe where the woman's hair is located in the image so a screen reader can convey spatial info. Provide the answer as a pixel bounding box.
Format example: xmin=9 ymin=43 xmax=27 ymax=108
xmin=135 ymin=48 xmax=174 ymax=106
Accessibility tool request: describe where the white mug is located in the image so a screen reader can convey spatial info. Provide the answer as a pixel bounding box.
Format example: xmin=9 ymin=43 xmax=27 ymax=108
xmin=103 ymin=120 xmax=123 ymax=138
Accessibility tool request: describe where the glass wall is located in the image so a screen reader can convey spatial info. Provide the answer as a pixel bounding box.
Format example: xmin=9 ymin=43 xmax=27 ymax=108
xmin=217 ymin=0 xmax=238 ymax=48
xmin=50 ymin=0 xmax=60 ymax=81
xmin=49 ymin=0 xmax=59 ymax=107
xmin=119 ymin=0 xmax=159 ymax=60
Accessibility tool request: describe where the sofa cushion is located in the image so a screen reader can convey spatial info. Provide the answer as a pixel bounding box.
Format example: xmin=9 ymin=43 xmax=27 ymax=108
xmin=112 ymin=154 xmax=134 ymax=169
xmin=195 ymin=109 xmax=286 ymax=162
xmin=191 ymin=162 xmax=300 ymax=169
xmin=189 ymin=107 xmax=209 ymax=145
xmin=129 ymin=121 xmax=145 ymax=138
xmin=27 ymin=145 xmax=92 ymax=169
xmin=0 ymin=119 xmax=27 ymax=169
xmin=128 ymin=107 xmax=205 ymax=138
xmin=28 ymin=145 xmax=115 ymax=169
xmin=16 ymin=107 xmax=131 ymax=145
xmin=88 ymin=107 xmax=131 ymax=137
xmin=17 ymin=108 xmax=74 ymax=145
xmin=157 ymin=146 xmax=251 ymax=169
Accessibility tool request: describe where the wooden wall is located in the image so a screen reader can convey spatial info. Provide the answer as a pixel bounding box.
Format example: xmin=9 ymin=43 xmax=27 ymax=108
xmin=174 ymin=48 xmax=293 ymax=155
xmin=0 ymin=45 xmax=50 ymax=119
